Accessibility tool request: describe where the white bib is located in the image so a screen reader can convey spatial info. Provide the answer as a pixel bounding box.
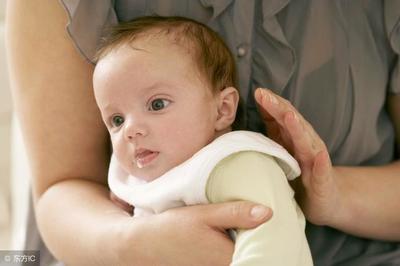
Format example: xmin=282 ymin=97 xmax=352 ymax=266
xmin=108 ymin=131 xmax=300 ymax=217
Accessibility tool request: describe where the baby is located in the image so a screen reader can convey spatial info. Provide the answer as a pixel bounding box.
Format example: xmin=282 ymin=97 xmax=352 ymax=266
xmin=93 ymin=16 xmax=312 ymax=265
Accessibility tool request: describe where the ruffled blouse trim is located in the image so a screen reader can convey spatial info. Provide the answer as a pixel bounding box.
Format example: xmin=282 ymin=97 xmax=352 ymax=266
xmin=385 ymin=0 xmax=400 ymax=94
xmin=59 ymin=0 xmax=117 ymax=64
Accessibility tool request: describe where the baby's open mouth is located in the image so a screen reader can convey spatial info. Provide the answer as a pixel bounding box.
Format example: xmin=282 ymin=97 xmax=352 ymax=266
xmin=135 ymin=149 xmax=159 ymax=168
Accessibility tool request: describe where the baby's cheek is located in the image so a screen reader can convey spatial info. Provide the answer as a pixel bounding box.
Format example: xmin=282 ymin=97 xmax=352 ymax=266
xmin=114 ymin=146 xmax=132 ymax=172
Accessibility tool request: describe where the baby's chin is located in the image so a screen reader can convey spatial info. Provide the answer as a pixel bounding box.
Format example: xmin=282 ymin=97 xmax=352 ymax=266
xmin=126 ymin=157 xmax=188 ymax=183
xmin=128 ymin=167 xmax=170 ymax=183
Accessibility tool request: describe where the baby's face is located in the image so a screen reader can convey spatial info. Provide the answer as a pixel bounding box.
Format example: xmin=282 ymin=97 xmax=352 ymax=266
xmin=93 ymin=37 xmax=220 ymax=181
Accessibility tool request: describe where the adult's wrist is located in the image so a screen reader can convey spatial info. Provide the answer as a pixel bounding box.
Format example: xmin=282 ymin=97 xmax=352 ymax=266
xmin=325 ymin=167 xmax=356 ymax=233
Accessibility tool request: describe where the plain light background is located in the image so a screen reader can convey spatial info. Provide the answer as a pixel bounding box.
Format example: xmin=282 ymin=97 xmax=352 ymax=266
xmin=0 ymin=0 xmax=31 ymax=250
xmin=0 ymin=0 xmax=12 ymax=249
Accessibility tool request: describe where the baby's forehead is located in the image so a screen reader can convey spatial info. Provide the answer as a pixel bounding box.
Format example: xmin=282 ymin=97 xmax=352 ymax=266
xmin=130 ymin=29 xmax=195 ymax=56
xmin=132 ymin=32 xmax=208 ymax=72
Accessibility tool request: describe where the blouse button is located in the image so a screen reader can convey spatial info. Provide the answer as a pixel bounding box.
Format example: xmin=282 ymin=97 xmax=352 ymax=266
xmin=237 ymin=44 xmax=247 ymax=57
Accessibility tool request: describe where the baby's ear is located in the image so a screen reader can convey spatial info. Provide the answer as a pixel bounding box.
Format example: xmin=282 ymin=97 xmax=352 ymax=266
xmin=215 ymin=87 xmax=239 ymax=131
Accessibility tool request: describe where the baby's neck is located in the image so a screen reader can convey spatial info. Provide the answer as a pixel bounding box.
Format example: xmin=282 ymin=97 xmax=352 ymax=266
xmin=213 ymin=127 xmax=232 ymax=141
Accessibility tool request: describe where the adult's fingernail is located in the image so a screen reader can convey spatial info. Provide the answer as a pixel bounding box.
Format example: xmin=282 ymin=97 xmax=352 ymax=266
xmin=293 ymin=112 xmax=299 ymax=121
xmin=289 ymin=111 xmax=298 ymax=122
xmin=269 ymin=94 xmax=279 ymax=105
xmin=250 ymin=205 xmax=270 ymax=220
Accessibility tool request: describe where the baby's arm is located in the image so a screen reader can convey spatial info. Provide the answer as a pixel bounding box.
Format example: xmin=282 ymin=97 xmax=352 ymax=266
xmin=206 ymin=151 xmax=313 ymax=266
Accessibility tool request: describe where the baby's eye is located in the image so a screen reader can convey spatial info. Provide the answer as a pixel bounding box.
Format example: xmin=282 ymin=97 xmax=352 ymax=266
xmin=111 ymin=115 xmax=124 ymax=127
xmin=149 ymin=99 xmax=171 ymax=111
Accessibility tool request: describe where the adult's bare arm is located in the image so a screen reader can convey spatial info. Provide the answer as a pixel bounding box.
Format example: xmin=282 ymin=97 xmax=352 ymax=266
xmin=6 ymin=0 xmax=114 ymax=263
xmin=6 ymin=2 xmax=271 ymax=265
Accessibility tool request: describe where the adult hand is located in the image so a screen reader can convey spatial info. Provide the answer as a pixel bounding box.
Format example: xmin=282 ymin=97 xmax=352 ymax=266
xmin=254 ymin=88 xmax=343 ymax=225
xmin=115 ymin=201 xmax=272 ymax=266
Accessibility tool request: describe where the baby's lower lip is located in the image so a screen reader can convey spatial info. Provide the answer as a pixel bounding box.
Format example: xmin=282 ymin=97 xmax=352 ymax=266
xmin=136 ymin=151 xmax=159 ymax=168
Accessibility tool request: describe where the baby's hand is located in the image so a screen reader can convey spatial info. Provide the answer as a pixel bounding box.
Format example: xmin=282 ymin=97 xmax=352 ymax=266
xmin=110 ymin=191 xmax=134 ymax=214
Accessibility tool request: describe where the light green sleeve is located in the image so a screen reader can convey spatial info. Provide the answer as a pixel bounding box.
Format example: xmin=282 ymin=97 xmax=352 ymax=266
xmin=206 ymin=151 xmax=313 ymax=266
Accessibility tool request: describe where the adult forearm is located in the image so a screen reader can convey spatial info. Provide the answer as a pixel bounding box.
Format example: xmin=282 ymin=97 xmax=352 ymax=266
xmin=35 ymin=179 xmax=132 ymax=266
xmin=330 ymin=160 xmax=400 ymax=241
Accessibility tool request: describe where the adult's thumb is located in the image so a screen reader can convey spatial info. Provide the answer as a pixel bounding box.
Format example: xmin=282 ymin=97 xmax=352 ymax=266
xmin=199 ymin=201 xmax=272 ymax=230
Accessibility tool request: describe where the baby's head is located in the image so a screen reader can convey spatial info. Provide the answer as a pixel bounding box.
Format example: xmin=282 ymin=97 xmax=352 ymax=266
xmin=93 ymin=16 xmax=243 ymax=181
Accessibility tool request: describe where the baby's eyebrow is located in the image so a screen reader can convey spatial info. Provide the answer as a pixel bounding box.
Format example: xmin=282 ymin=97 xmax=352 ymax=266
xmin=142 ymin=81 xmax=174 ymax=92
xmin=101 ymin=104 xmax=119 ymax=114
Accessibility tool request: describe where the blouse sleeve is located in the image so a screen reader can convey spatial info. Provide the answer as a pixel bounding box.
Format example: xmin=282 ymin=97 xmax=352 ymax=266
xmin=59 ymin=0 xmax=118 ymax=64
xmin=385 ymin=0 xmax=400 ymax=94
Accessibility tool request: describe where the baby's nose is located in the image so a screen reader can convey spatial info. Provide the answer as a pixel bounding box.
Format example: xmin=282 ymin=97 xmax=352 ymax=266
xmin=124 ymin=120 xmax=148 ymax=140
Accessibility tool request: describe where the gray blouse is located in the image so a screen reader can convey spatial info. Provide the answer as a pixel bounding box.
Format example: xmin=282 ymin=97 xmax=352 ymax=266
xmin=28 ymin=0 xmax=400 ymax=265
